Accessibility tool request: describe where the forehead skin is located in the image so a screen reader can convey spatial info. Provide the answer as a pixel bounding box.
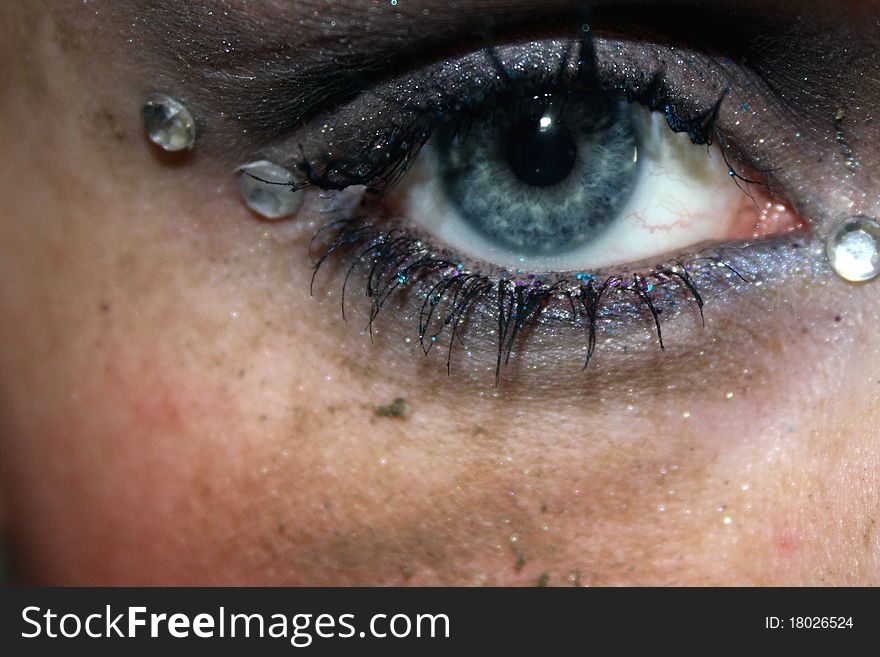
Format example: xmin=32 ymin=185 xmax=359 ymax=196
xmin=0 ymin=0 xmax=879 ymax=585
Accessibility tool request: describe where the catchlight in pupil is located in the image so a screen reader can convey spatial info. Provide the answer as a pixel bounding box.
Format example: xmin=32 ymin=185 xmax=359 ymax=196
xmin=504 ymin=112 xmax=577 ymax=187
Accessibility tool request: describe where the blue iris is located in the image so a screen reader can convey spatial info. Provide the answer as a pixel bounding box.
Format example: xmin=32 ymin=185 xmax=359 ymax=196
xmin=436 ymin=92 xmax=640 ymax=255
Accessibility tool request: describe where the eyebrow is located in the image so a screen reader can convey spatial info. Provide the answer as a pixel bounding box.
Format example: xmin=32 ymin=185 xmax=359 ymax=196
xmin=131 ymin=0 xmax=869 ymax=138
xmin=138 ymin=0 xmax=859 ymax=60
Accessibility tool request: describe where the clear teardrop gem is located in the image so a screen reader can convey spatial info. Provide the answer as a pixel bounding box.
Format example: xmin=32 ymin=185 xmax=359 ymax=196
xmin=142 ymin=93 xmax=196 ymax=152
xmin=826 ymin=215 xmax=880 ymax=282
xmin=238 ymin=161 xmax=303 ymax=220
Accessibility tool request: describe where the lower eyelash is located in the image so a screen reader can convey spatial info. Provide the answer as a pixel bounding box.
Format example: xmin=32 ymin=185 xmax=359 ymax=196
xmin=309 ymin=208 xmax=752 ymax=383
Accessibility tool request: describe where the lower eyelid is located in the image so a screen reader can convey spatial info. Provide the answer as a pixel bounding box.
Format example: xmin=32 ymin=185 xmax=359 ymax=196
xmin=304 ymin=177 xmax=823 ymax=377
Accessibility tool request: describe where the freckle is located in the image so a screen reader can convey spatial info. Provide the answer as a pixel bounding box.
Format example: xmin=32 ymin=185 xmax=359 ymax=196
xmin=834 ymin=315 xmax=842 ymax=322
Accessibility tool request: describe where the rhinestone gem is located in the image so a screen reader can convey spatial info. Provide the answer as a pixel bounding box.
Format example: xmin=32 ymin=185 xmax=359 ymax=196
xmin=141 ymin=93 xmax=196 ymax=152
xmin=826 ymin=215 xmax=880 ymax=282
xmin=238 ymin=161 xmax=303 ymax=220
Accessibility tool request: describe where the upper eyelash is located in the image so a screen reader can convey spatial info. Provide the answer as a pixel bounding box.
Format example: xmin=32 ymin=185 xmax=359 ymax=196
xmin=288 ymin=38 xmax=745 ymax=195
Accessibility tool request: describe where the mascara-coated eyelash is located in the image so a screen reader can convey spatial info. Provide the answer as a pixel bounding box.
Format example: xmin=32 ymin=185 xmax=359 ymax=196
xmin=309 ymin=209 xmax=756 ymax=381
xmin=285 ymin=37 xmax=738 ymax=193
xmin=263 ymin=33 xmax=811 ymax=380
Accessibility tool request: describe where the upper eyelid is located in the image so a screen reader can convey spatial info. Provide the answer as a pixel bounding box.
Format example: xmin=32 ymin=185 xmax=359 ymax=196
xmin=257 ymin=37 xmax=714 ymax=159
xmin=248 ymin=36 xmax=822 ymax=223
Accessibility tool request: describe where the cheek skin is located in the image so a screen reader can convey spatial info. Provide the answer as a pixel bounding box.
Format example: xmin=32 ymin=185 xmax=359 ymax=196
xmin=2 ymin=2 xmax=880 ymax=586
xmin=6 ymin=275 xmax=878 ymax=586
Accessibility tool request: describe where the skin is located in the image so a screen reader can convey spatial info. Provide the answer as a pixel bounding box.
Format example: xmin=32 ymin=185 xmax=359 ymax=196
xmin=1 ymin=0 xmax=879 ymax=585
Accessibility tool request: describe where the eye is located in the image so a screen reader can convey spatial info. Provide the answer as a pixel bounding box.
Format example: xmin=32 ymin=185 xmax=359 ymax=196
xmin=268 ymin=34 xmax=818 ymax=375
xmin=390 ymin=91 xmax=771 ymax=271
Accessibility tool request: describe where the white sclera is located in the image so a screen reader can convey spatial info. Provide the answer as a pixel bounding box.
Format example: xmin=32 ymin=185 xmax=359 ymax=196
xmin=238 ymin=161 xmax=304 ymax=220
xmin=393 ymin=107 xmax=743 ymax=271
xmin=825 ymin=216 xmax=880 ymax=282
xmin=142 ymin=93 xmax=197 ymax=152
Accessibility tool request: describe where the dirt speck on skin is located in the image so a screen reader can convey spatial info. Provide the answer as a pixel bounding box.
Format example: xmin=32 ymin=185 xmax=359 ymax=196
xmin=99 ymin=108 xmax=127 ymax=142
xmin=374 ymin=398 xmax=412 ymax=419
xmin=536 ymin=572 xmax=550 ymax=587
xmin=514 ymin=553 xmax=526 ymax=573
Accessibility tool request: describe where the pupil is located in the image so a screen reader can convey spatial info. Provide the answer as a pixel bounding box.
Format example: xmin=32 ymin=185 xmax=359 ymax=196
xmin=503 ymin=114 xmax=577 ymax=187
